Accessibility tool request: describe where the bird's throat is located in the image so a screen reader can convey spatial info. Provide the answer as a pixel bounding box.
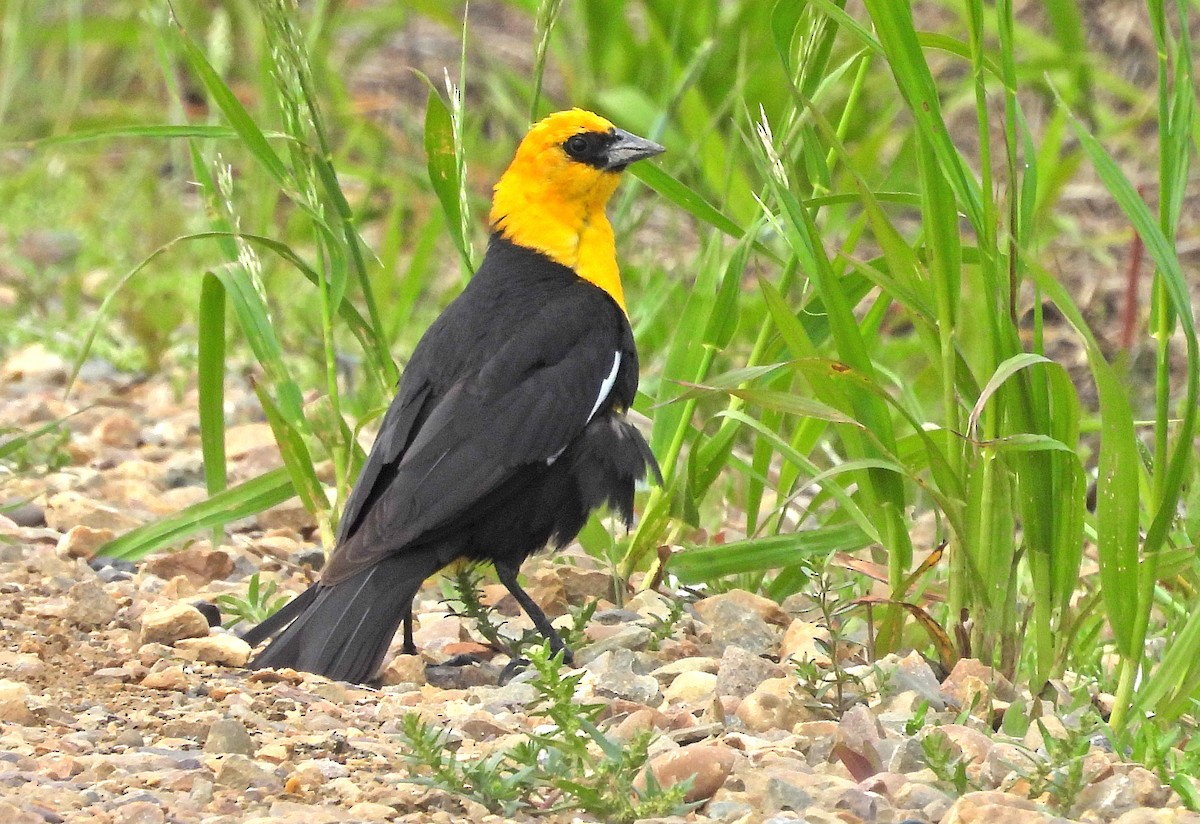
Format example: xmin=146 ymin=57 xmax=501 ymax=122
xmin=490 ymin=176 xmax=627 ymax=313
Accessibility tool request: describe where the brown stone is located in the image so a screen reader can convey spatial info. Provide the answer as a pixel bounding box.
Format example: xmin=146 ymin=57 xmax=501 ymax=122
xmin=643 ymin=742 xmax=736 ymax=803
xmin=1111 ymin=811 xmax=1200 ymax=824
xmin=174 ymin=634 xmax=252 ymax=667
xmin=612 ymin=707 xmax=667 ymax=741
xmin=735 ymin=677 xmax=814 ymax=733
xmin=141 ymin=665 xmax=189 ymax=691
xmin=225 ymin=423 xmax=276 ymax=459
xmin=0 ymin=679 xmax=36 ymax=725
xmin=663 ymin=670 xmax=718 ymax=705
xmin=144 ymin=545 xmax=234 ymax=586
xmin=379 ymin=654 xmax=427 ymax=687
xmin=2 ymin=343 xmax=67 ymax=384
xmin=111 ymin=801 xmax=166 ymax=824
xmin=625 ymin=589 xmax=676 ymax=621
xmin=256 ymin=497 xmax=317 ymax=532
xmin=938 ymin=724 xmax=995 ymax=766
xmin=55 ymin=524 xmax=115 ymax=559
xmin=556 ymin=566 xmax=616 ymax=602
xmin=834 ymin=704 xmax=888 ymax=774
xmin=941 ymin=790 xmax=1051 ymax=824
xmin=139 ymin=602 xmax=211 ymax=646
xmin=440 ymin=641 xmax=494 ymax=659
xmin=93 ymin=411 xmax=141 ymax=448
xmin=67 ymin=580 xmax=119 ymax=627
xmin=780 ymin=618 xmax=831 ymax=665
xmin=941 ymin=658 xmax=1017 ymax=705
xmin=459 ymin=713 xmax=510 ymax=740
xmin=1072 ymin=769 xmax=1172 ymax=819
xmin=214 ymin=753 xmax=283 ymax=791
xmin=412 ymin=614 xmax=466 ymax=652
xmin=714 ymin=645 xmax=786 ymax=699
xmin=526 ymin=566 xmax=570 ymax=618
xmin=694 ymin=588 xmax=791 ymax=627
xmin=44 ymin=490 xmax=143 ymax=532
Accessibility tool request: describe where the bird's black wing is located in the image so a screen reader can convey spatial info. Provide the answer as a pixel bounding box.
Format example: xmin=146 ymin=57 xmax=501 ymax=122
xmin=323 ymin=287 xmax=624 ymax=584
xmin=335 ymin=380 xmax=432 ymax=546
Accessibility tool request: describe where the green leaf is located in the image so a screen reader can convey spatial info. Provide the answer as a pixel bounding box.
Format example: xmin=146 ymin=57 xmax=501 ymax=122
xmin=967 ymin=353 xmax=1053 ymax=436
xmin=198 ymin=273 xmax=228 ymax=543
xmin=670 ymin=524 xmax=871 ymax=583
xmin=673 ymin=382 xmax=855 ymax=424
xmin=1063 ymin=94 xmax=1198 ymax=557
xmin=169 ymin=10 xmax=291 ymax=187
xmin=423 ymin=83 xmax=473 ymax=273
xmin=97 ymin=469 xmax=296 ymax=561
xmin=628 ymin=163 xmax=781 ymax=264
xmin=9 ymin=123 xmax=250 ymax=148
xmin=252 ymin=379 xmax=328 ymax=526
xmin=1027 ymin=262 xmax=1139 ymax=658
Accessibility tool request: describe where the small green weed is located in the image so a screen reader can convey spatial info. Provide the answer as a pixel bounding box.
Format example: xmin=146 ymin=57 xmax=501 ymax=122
xmin=904 ymin=700 xmax=930 ymax=737
xmin=1131 ymin=718 xmax=1200 ymax=812
xmin=0 ymin=421 xmax=73 ymax=474
xmin=647 ymin=596 xmax=685 ymax=650
xmin=793 ymin=572 xmax=872 ymax=715
xmin=1020 ymin=715 xmax=1102 ymax=815
xmin=395 ymin=642 xmax=691 ymax=822
xmin=557 ymin=598 xmax=599 ymax=652
xmin=214 ymin=572 xmax=289 ymax=629
xmin=445 ymin=564 xmax=601 ymax=660
xmin=395 ymin=714 xmax=529 ymax=817
xmin=445 ymin=565 xmax=537 ymax=658
xmin=921 ymin=729 xmax=976 ymax=796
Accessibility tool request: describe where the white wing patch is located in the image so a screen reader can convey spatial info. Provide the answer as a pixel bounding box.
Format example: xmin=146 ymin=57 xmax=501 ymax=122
xmin=588 ymin=351 xmax=622 ymax=424
xmin=545 ymin=350 xmax=622 ymax=467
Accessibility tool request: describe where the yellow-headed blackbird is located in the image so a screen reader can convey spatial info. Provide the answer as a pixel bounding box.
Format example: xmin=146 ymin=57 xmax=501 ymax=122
xmin=243 ymin=110 xmax=664 ymax=683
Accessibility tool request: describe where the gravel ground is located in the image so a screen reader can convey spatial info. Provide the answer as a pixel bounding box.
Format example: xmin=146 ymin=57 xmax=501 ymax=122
xmin=3 ymin=351 xmax=1200 ymax=824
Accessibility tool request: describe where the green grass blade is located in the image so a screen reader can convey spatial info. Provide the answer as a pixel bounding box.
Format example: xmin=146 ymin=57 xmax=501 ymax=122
xmin=423 ymin=83 xmax=473 ymax=274
xmin=670 ymin=524 xmax=871 ymax=583
xmin=1025 ymin=261 xmax=1140 ymax=658
xmin=168 ymin=9 xmax=291 ymax=187
xmin=673 ymin=382 xmax=854 ymax=423
xmin=96 ymin=468 xmax=296 ymax=561
xmin=10 ymin=123 xmax=248 ymax=147
xmin=859 ymin=0 xmax=983 ymax=231
xmin=0 ymin=413 xmax=82 ymax=462
xmin=252 ymin=378 xmax=330 ymax=537
xmin=628 ymin=162 xmax=781 ymax=263
xmin=714 ymin=408 xmax=881 ymax=544
xmin=197 ymin=272 xmax=227 ymax=544
xmin=530 ymin=0 xmax=564 ymax=121
xmin=1063 ymin=93 xmax=1198 ymax=554
xmin=967 ymin=353 xmax=1053 ymax=436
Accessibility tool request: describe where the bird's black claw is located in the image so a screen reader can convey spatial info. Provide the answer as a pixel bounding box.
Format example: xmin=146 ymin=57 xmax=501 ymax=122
xmin=497 ymin=658 xmax=530 ymax=685
xmin=441 ymin=653 xmax=485 ymax=667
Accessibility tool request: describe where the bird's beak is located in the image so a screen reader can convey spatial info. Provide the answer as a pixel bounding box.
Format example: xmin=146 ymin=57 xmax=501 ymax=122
xmin=603 ymin=128 xmax=666 ymax=171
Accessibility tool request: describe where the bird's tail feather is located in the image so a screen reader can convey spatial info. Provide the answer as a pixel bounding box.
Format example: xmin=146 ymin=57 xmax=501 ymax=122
xmin=244 ymin=551 xmax=442 ymax=684
xmin=240 ymin=584 xmax=318 ymax=648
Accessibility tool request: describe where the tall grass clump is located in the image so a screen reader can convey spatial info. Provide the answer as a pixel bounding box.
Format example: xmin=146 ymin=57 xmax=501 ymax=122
xmin=593 ymin=0 xmax=1198 ymax=735
xmin=83 ymin=1 xmax=405 ymax=558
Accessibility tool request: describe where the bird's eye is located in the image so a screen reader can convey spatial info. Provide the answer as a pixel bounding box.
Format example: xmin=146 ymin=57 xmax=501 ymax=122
xmin=564 ymin=134 xmax=590 ymax=157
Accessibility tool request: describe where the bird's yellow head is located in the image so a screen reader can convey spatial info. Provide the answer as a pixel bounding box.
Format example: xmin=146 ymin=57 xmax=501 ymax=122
xmin=490 ymin=109 xmax=664 ymax=313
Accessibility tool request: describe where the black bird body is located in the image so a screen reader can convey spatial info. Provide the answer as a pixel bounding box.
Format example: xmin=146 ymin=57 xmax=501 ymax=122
xmin=333 ymin=236 xmax=647 ymax=577
xmin=244 ymin=109 xmax=664 ymax=683
xmin=244 ymin=238 xmax=658 ymax=682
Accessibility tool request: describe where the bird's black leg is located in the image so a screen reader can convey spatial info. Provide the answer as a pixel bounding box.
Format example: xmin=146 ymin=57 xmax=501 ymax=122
xmin=494 ymin=561 xmax=574 ymax=665
xmin=401 ymin=609 xmax=416 ymax=655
